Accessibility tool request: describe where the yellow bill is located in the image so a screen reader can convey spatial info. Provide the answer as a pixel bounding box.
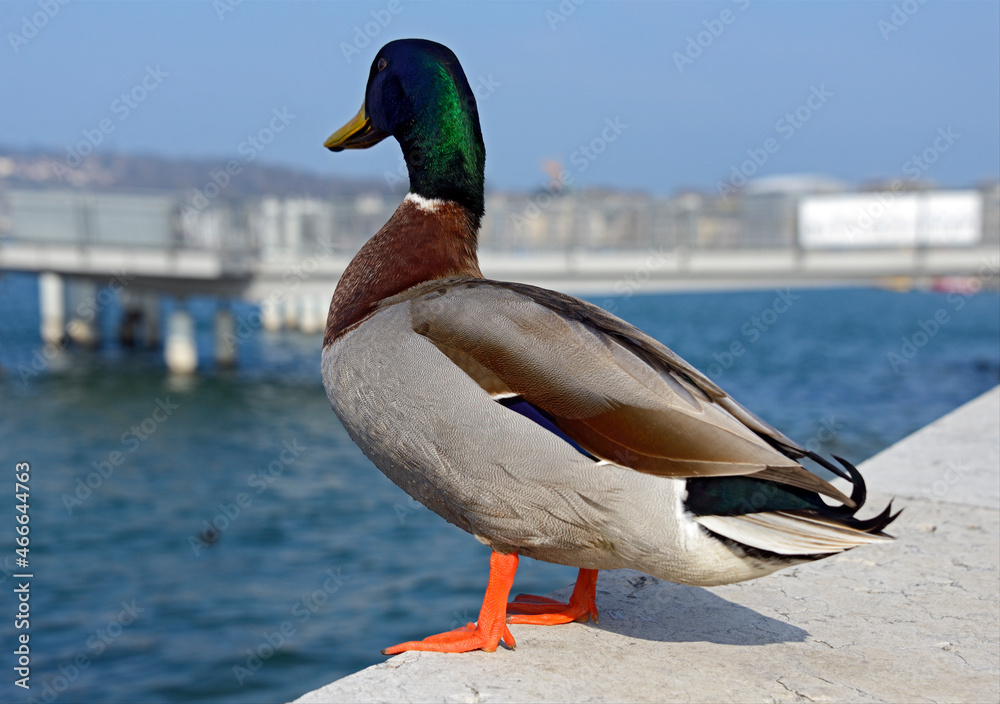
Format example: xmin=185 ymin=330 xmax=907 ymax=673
xmin=324 ymin=103 xmax=391 ymax=151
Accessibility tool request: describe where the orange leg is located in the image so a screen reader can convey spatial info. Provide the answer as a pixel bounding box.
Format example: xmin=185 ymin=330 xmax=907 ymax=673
xmin=382 ymin=551 xmax=519 ymax=655
xmin=508 ymin=568 xmax=600 ymax=625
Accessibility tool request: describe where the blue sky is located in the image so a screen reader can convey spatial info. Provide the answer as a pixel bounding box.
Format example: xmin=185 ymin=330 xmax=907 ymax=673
xmin=2 ymin=0 xmax=998 ymax=195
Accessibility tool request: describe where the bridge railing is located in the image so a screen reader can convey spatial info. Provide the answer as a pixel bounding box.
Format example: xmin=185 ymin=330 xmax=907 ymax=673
xmin=0 ymin=188 xmax=258 ymax=255
xmin=2 ymin=184 xmax=997 ymax=266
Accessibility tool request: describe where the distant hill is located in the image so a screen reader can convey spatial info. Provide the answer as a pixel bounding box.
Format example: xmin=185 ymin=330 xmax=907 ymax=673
xmin=0 ymin=147 xmax=390 ymax=199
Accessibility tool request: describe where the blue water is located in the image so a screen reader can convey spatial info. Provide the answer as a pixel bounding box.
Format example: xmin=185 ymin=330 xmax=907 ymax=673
xmin=0 ymin=271 xmax=997 ymax=704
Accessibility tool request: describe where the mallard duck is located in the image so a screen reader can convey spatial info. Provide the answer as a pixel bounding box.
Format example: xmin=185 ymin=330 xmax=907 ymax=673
xmin=322 ymin=39 xmax=897 ymax=655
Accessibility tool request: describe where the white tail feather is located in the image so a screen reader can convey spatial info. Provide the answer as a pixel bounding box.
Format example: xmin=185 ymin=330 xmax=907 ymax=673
xmin=695 ymin=511 xmax=891 ymax=556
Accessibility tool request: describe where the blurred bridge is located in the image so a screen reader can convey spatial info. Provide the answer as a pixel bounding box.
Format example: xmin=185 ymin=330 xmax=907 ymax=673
xmin=1 ymin=185 xmax=997 ymax=372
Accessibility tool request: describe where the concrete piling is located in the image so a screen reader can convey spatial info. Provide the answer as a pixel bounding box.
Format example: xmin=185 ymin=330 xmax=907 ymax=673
xmin=38 ymin=272 xmax=65 ymax=345
xmin=164 ymin=307 xmax=197 ymax=374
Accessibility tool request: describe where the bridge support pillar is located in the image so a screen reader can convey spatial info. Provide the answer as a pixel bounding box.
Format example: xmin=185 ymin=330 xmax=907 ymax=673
xmin=39 ymin=272 xmax=65 ymax=345
xmin=66 ymin=279 xmax=101 ymax=348
xmin=298 ymin=294 xmax=324 ymax=335
xmin=165 ymin=307 xmax=197 ymax=375
xmin=316 ymin=294 xmax=329 ymax=333
xmin=282 ymin=297 xmax=298 ymax=330
xmin=142 ymin=292 xmax=161 ymax=347
xmin=119 ymin=289 xmax=155 ymax=348
xmin=214 ymin=306 xmax=237 ymax=368
xmin=261 ymin=300 xmax=282 ymax=332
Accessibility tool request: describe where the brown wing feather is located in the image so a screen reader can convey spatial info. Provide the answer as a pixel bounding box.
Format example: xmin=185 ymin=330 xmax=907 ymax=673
xmin=405 ymin=277 xmax=854 ymax=507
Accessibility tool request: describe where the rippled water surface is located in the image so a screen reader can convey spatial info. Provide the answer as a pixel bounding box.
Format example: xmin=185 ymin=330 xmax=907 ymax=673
xmin=0 ymin=272 xmax=997 ymax=703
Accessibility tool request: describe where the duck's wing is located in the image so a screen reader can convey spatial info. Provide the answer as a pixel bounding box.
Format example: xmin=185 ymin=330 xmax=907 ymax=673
xmin=406 ymin=277 xmax=856 ymax=507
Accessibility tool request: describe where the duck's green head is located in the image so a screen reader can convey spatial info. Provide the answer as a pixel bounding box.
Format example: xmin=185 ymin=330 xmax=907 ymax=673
xmin=326 ymin=39 xmax=485 ymax=218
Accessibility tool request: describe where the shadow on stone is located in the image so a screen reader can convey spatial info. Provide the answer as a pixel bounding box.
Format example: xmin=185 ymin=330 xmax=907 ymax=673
xmin=554 ymin=571 xmax=808 ymax=646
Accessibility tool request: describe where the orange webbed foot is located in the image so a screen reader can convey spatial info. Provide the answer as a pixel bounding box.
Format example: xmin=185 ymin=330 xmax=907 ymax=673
xmin=382 ymin=551 xmax=520 ymax=655
xmin=507 ymin=568 xmax=599 ymax=625
xmin=382 ymin=620 xmax=516 ymax=655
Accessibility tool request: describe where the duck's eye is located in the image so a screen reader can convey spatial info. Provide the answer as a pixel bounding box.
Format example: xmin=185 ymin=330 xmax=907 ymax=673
xmin=377 ymin=58 xmax=388 ymax=71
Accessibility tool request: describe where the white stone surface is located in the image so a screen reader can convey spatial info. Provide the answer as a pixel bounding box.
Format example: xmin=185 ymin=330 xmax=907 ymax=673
xmin=862 ymin=386 xmax=999 ymax=509
xmin=293 ymin=387 xmax=1000 ymax=704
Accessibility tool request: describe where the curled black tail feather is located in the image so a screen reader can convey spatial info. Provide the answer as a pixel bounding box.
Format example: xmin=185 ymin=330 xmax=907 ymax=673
xmin=796 ymin=454 xmax=900 ymax=535
xmin=833 ymin=453 xmax=867 ymax=511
